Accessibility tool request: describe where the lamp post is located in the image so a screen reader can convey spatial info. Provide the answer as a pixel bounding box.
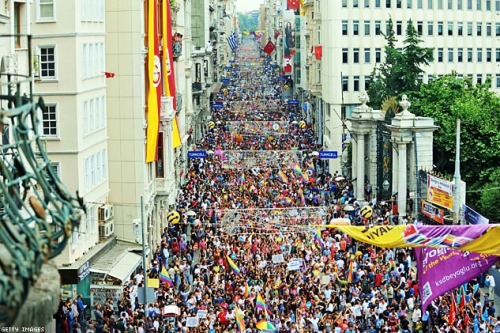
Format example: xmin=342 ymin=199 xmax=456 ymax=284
xmin=383 ymin=180 xmax=393 ymax=224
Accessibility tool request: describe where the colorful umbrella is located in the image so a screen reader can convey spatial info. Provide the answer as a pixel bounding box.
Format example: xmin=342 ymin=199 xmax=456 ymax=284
xmin=256 ymin=320 xmax=276 ymax=331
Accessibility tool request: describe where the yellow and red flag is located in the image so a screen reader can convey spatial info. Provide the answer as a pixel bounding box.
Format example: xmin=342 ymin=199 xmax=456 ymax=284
xmin=146 ymin=0 xmax=162 ymax=162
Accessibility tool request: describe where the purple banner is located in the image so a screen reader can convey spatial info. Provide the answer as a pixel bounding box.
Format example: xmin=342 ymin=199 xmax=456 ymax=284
xmin=415 ymin=247 xmax=498 ymax=312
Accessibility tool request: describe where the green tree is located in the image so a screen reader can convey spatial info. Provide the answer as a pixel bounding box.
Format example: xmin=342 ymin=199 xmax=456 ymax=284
xmin=479 ymin=169 xmax=500 ymax=222
xmin=410 ymin=75 xmax=500 ymax=220
xmin=368 ymin=19 xmax=433 ymax=109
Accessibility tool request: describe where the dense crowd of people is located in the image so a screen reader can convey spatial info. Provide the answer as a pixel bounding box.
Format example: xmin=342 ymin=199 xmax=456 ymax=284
xmin=54 ymin=38 xmax=498 ymax=333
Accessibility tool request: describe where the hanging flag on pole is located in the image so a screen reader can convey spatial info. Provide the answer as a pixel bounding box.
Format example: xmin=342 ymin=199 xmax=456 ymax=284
xmin=287 ymin=0 xmax=300 ymax=10
xmin=227 ymin=33 xmax=239 ymax=51
xmin=263 ymin=41 xmax=276 ymax=55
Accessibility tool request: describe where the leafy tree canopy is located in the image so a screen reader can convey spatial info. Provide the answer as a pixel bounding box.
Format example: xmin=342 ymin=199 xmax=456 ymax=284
xmin=409 ymin=74 xmax=500 ymax=221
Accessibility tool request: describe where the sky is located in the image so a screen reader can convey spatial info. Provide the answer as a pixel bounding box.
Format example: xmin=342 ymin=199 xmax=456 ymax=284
xmin=235 ymin=0 xmax=265 ymax=13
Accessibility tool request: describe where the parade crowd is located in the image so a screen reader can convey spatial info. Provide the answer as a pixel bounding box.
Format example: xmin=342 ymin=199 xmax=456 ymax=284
xmin=54 ymin=38 xmax=500 ymax=333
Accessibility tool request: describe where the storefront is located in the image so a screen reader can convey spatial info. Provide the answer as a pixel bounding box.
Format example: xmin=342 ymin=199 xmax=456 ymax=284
xmin=89 ymin=243 xmax=143 ymax=307
xmin=59 ymin=260 xmax=91 ymax=300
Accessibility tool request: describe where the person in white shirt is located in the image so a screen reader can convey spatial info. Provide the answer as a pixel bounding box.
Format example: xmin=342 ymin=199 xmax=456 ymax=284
xmin=486 ymin=273 xmax=496 ymax=298
xmin=134 ymin=271 xmax=144 ymax=285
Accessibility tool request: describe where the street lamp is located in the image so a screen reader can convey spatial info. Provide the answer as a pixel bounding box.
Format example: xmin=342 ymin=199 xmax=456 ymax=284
xmin=382 ymin=180 xmax=394 ymax=224
xmin=382 ymin=180 xmax=389 ymax=192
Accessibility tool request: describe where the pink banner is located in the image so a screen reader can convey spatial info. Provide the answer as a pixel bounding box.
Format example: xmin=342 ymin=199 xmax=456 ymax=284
xmin=415 ymin=247 xmax=498 ymax=312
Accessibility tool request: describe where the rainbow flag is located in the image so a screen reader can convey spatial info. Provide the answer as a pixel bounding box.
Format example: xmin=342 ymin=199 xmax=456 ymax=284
xmin=159 ymin=266 xmax=174 ymax=287
xmin=284 ymin=197 xmax=293 ymax=205
xmin=274 ymin=276 xmax=282 ymax=289
xmin=277 ymin=170 xmax=288 ymax=183
xmin=301 ymin=172 xmax=309 ymax=183
xmin=243 ymin=282 xmax=250 ymax=298
xmin=239 ymin=173 xmax=246 ymax=183
xmin=388 ymin=258 xmax=395 ymax=271
xmin=298 ymin=187 xmax=305 ymax=205
xmin=255 ymin=293 xmax=266 ymax=312
xmin=235 ymin=306 xmax=246 ymax=332
xmin=307 ymin=161 xmax=316 ymax=174
xmin=313 ymin=229 xmax=325 ymax=249
xmin=347 ymin=261 xmax=354 ymax=283
xmin=226 ymin=255 xmax=241 ymax=275
xmin=293 ymin=164 xmax=302 ymax=175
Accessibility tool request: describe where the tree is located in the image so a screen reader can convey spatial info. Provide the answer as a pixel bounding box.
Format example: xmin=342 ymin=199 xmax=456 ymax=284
xmin=410 ymin=75 xmax=500 ymax=220
xmin=479 ymin=169 xmax=500 ymax=222
xmin=368 ymin=19 xmax=433 ymax=109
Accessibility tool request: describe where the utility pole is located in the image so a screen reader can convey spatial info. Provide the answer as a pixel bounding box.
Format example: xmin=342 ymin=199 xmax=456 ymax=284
xmin=453 ymin=119 xmax=461 ymax=225
xmin=141 ymin=196 xmax=148 ymax=304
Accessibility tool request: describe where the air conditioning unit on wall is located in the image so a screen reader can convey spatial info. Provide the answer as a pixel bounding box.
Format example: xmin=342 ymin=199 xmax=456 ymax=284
xmin=99 ymin=220 xmax=115 ymax=238
xmin=98 ymin=204 xmax=114 ymax=222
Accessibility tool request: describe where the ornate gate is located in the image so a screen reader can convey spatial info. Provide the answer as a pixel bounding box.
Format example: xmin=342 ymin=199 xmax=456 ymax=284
xmin=376 ymin=114 xmax=394 ymax=201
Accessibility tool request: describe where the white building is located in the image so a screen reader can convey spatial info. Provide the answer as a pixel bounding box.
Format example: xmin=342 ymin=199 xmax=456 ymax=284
xmin=30 ymin=0 xmax=109 ymax=266
xmin=320 ymin=0 xmax=499 ymax=173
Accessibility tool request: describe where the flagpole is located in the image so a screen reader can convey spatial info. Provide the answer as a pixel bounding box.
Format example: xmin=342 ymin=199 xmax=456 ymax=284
xmin=141 ymin=196 xmax=148 ymax=305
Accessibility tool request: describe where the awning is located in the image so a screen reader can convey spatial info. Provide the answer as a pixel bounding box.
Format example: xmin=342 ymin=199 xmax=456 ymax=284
xmin=211 ymin=82 xmax=222 ymax=94
xmin=90 ymin=243 xmax=142 ymax=284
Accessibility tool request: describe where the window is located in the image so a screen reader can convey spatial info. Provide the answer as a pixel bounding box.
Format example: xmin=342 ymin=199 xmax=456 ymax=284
xmin=438 ymin=21 xmax=443 ymax=35
xmin=375 ymin=21 xmax=381 ymax=35
xmin=428 ymin=74 xmax=434 ymax=82
xmin=82 ymin=0 xmax=105 ymax=21
xmin=458 ymin=22 xmax=463 ymax=35
xmin=458 ymin=0 xmax=463 ymax=8
xmin=353 ymin=48 xmax=360 ymax=63
xmin=41 ymin=104 xmax=58 ymax=137
xmin=342 ymin=21 xmax=348 ymax=35
xmin=486 ymin=0 xmax=491 ymax=9
xmin=448 ymin=22 xmax=453 ymax=35
xmin=365 ymin=0 xmax=370 ymax=7
xmin=364 ymin=21 xmax=371 ymax=35
xmin=364 ymin=48 xmax=371 ymax=62
xmin=477 ymin=0 xmax=481 ymax=9
xmin=438 ymin=48 xmax=444 ymax=62
xmin=353 ymin=0 xmax=359 ymax=7
xmin=448 ymin=48 xmax=454 ymax=62
xmin=428 ymin=0 xmax=433 ymax=8
xmin=477 ymin=22 xmax=482 ymax=36
xmin=467 ymin=0 xmax=472 ymax=8
xmin=496 ymin=48 xmax=500 ymax=61
xmin=438 ymin=0 xmax=443 ymax=7
xmin=14 ymin=3 xmax=22 ymax=48
xmin=375 ymin=48 xmax=381 ymax=62
xmin=386 ymin=0 xmax=391 ymax=7
xmin=477 ymin=48 xmax=483 ymax=62
xmin=364 ymin=76 xmax=371 ymax=90
xmin=496 ymin=23 xmax=500 ymax=36
xmin=448 ymin=0 xmax=453 ymax=8
xmin=396 ymin=21 xmax=402 ymax=35
xmin=496 ymin=74 xmax=500 ymax=87
xmin=486 ymin=23 xmax=492 ymax=36
xmin=467 ymin=22 xmax=473 ymax=35
xmin=39 ymin=46 xmax=56 ymax=79
xmin=342 ymin=76 xmax=349 ymax=91
xmin=408 ymin=0 xmax=413 ymax=7
xmin=353 ymin=21 xmax=359 ymax=35
xmin=458 ymin=48 xmax=463 ymax=61
xmin=342 ymin=48 xmax=349 ymax=63
xmin=38 ymin=0 xmax=55 ymax=21
xmin=418 ymin=0 xmax=423 ymax=7
xmin=428 ymin=22 xmax=434 ymax=35
xmin=316 ymin=62 xmax=321 ymax=84
xmin=468 ymin=48 xmax=473 ymax=62
xmin=342 ymin=0 xmax=348 ymax=7
xmin=386 ymin=20 xmax=392 ymax=34
xmin=376 ymin=0 xmax=381 ymax=6
xmin=83 ymin=95 xmax=107 ymax=136
xmin=477 ymin=74 xmax=482 ymax=84
xmin=486 ymin=48 xmax=492 ymax=61
xmin=397 ymin=0 xmax=402 ymax=7
xmin=496 ymin=0 xmax=500 ymax=10
xmin=354 ymin=76 xmax=360 ymax=91
xmin=83 ymin=42 xmax=105 ymax=79
xmin=84 ymin=149 xmax=108 ymax=193
xmin=417 ymin=21 xmax=423 ymax=34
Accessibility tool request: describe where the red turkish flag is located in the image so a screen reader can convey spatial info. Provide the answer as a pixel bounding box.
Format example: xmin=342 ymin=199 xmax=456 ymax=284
xmin=315 ymin=45 xmax=323 ymax=59
xmin=448 ymin=293 xmax=457 ymax=325
xmin=283 ymin=56 xmax=293 ymax=74
xmin=287 ymin=0 xmax=300 ymax=10
xmin=263 ymin=41 xmax=276 ymax=55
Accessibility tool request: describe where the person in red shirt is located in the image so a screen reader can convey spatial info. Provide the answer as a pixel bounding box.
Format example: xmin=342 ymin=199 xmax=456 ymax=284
xmin=374 ymin=269 xmax=384 ymax=288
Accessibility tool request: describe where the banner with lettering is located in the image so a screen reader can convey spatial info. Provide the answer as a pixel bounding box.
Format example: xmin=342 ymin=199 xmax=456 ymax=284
xmin=421 ymin=200 xmax=445 ymax=224
xmin=427 ymin=174 xmax=454 ymax=209
xmin=326 ymin=224 xmax=500 ymax=256
xmin=415 ymin=247 xmax=497 ymax=312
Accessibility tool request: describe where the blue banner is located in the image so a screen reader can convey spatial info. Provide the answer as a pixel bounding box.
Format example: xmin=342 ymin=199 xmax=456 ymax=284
xmin=188 ymin=151 xmax=207 ymax=159
xmin=221 ymin=78 xmax=230 ymax=85
xmin=287 ymin=99 xmax=299 ymax=105
xmin=462 ymin=204 xmax=489 ymax=225
xmin=319 ymin=151 xmax=338 ymax=159
xmin=211 ymin=103 xmax=223 ymax=109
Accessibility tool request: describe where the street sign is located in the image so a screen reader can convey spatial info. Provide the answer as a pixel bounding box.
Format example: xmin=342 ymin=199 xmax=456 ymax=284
xmin=288 ymin=99 xmax=299 ymax=105
xmin=211 ymin=102 xmax=223 ymax=109
xmin=319 ymin=151 xmax=338 ymax=159
xmin=221 ymin=78 xmax=230 ymax=85
xmin=187 ymin=151 xmax=207 ymax=159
